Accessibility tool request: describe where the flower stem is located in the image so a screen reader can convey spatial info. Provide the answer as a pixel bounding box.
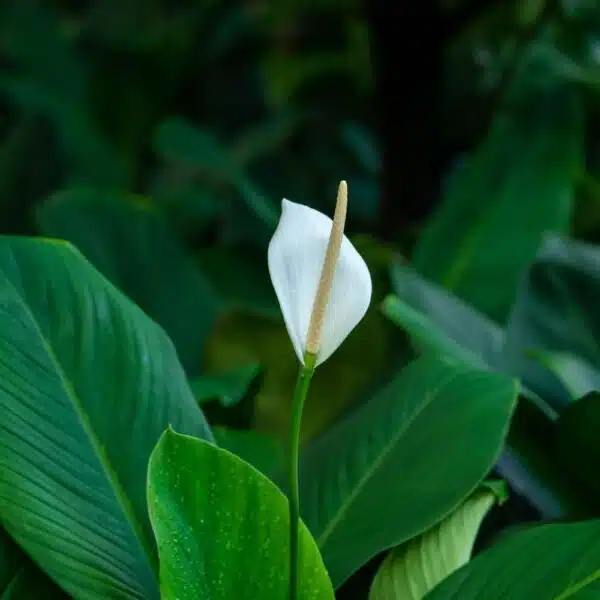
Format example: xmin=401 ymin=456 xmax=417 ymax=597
xmin=288 ymin=351 xmax=316 ymax=600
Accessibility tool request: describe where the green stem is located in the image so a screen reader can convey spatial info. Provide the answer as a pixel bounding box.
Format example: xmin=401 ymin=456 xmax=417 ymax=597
xmin=288 ymin=352 xmax=316 ymax=600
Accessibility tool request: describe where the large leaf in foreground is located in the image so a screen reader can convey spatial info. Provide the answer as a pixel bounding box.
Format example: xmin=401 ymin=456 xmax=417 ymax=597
xmin=148 ymin=429 xmax=334 ymax=600
xmin=37 ymin=189 xmax=220 ymax=373
xmin=369 ymin=483 xmax=504 ymax=600
xmin=0 ymin=238 xmax=212 ymax=599
xmin=298 ymin=355 xmax=518 ymax=587
xmin=426 ymin=520 xmax=600 ymax=599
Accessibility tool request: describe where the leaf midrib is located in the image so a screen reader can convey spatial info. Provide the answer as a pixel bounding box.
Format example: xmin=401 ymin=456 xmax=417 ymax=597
xmin=4 ymin=268 xmax=157 ymax=580
xmin=316 ymin=370 xmax=458 ymax=549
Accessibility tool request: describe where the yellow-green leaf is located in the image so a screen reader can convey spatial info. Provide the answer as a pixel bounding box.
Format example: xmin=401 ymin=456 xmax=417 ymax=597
xmin=369 ymin=484 xmax=505 ymax=600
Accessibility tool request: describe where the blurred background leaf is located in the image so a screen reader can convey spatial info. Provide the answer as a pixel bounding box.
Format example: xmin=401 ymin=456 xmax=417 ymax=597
xmin=504 ymin=235 xmax=600 ymax=408
xmin=37 ymin=189 xmax=220 ymax=374
xmin=415 ymin=48 xmax=583 ymax=323
xmin=191 ymin=363 xmax=262 ymax=407
xmin=555 ymin=391 xmax=600 ymax=502
xmin=212 ymin=426 xmax=283 ymax=476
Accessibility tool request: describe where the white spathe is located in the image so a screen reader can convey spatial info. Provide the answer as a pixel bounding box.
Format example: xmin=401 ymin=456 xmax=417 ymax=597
xmin=268 ymin=199 xmax=372 ymax=366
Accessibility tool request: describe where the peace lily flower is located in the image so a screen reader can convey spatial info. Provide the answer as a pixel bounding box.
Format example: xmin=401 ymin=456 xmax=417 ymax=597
xmin=268 ymin=181 xmax=372 ymax=367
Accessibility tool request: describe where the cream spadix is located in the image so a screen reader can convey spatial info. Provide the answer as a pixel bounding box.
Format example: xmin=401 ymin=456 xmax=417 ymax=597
xmin=268 ymin=181 xmax=372 ymax=366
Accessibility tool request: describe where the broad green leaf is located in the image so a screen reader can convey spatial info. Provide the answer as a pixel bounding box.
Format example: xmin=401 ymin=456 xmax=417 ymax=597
xmin=426 ymin=520 xmax=600 ymax=599
xmin=414 ymin=54 xmax=582 ymax=321
xmin=297 ymin=355 xmax=518 ymax=587
xmin=213 ymin=427 xmax=283 ymax=476
xmin=504 ymin=235 xmax=600 ymax=408
xmin=190 ymin=363 xmax=262 ymax=407
xmin=369 ymin=483 xmax=505 ymax=600
xmin=36 ymin=189 xmax=220 ymax=374
xmin=147 ymin=429 xmax=335 ymax=600
xmin=0 ymin=237 xmax=212 ymax=599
